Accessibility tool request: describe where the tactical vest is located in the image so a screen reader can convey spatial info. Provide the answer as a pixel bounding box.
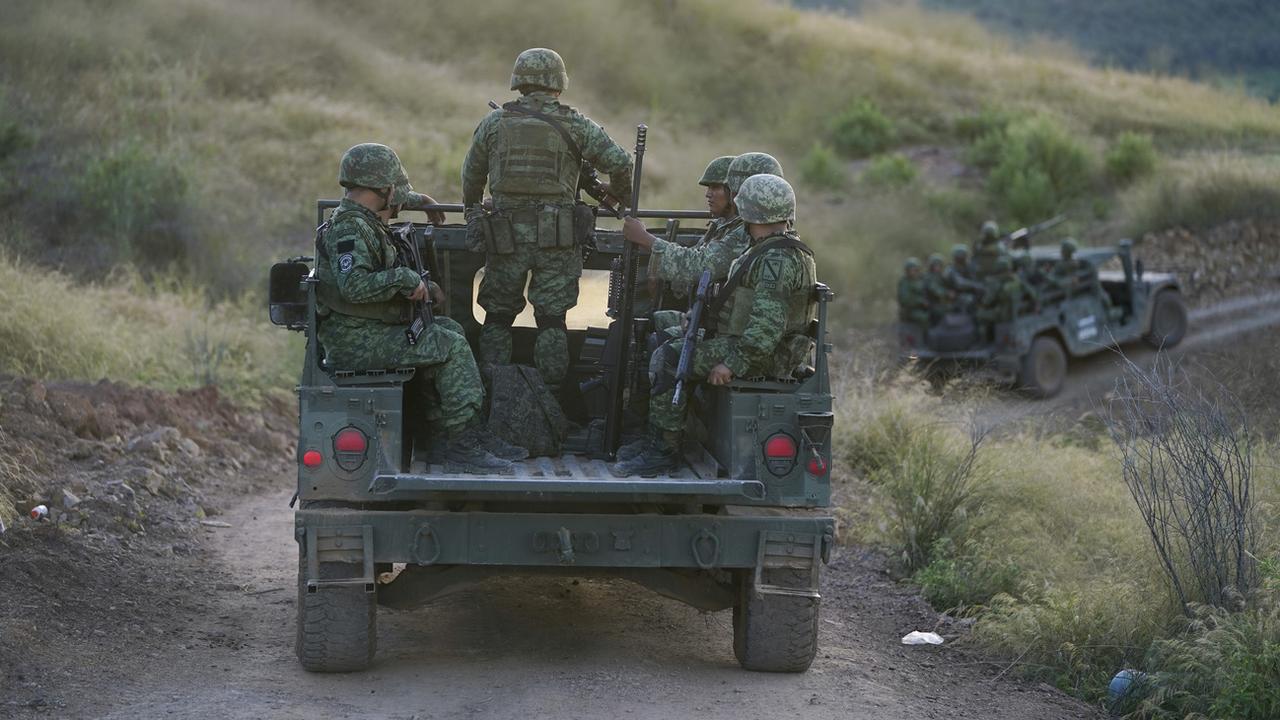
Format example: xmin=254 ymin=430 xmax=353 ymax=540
xmin=716 ymin=232 xmax=817 ymax=373
xmin=315 ymin=206 xmax=409 ymax=324
xmin=489 ymin=100 xmax=579 ymax=203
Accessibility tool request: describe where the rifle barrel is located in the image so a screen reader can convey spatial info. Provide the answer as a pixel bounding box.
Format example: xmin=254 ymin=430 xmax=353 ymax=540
xmin=315 ymin=200 xmax=710 ymax=224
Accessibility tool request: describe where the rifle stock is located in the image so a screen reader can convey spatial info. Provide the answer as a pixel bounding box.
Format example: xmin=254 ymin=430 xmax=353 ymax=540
xmin=391 ymin=224 xmax=434 ymax=345
xmin=672 ymin=269 xmax=712 ymax=406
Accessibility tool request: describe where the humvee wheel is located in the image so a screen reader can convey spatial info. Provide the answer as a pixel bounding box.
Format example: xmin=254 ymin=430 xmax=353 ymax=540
xmin=732 ymin=570 xmax=820 ymax=673
xmin=296 ymin=553 xmax=377 ymax=672
xmin=1018 ymin=335 xmax=1067 ymax=399
xmin=1144 ymin=290 xmax=1188 ymax=349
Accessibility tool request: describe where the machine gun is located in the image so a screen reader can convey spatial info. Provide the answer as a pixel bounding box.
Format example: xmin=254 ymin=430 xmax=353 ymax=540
xmin=1005 ymin=215 xmax=1066 ymax=250
xmin=390 ymin=223 xmax=434 ymax=346
xmin=601 ymin=124 xmax=647 ymax=460
xmin=672 ymin=269 xmax=712 ymax=406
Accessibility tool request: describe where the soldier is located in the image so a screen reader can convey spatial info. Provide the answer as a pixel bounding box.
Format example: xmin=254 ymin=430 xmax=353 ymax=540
xmin=461 ymin=47 xmax=633 ymax=387
xmin=317 ymin=143 xmax=524 ymax=471
xmin=975 ymin=256 xmax=1038 ymax=340
xmin=971 ymin=220 xmax=1009 ymax=278
xmin=923 ymin=253 xmax=951 ymax=321
xmin=897 ymin=257 xmax=930 ymax=326
xmin=611 ymin=174 xmax=816 ymax=476
xmin=1052 ymin=238 xmax=1112 ymax=308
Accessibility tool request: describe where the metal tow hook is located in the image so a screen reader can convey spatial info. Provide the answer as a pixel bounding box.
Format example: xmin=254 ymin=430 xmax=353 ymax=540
xmin=557 ymin=527 xmax=575 ymax=565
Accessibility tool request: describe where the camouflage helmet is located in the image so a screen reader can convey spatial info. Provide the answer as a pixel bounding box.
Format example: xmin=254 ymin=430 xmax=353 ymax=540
xmin=980 ymin=220 xmax=1000 ymax=242
xmin=927 ymin=253 xmax=945 ymax=269
xmin=994 ymin=256 xmax=1012 ymax=272
xmin=1061 ymin=237 xmax=1078 ymax=257
xmin=951 ymin=243 xmax=970 ymax=260
xmin=1013 ymin=251 xmax=1031 ymax=268
xmin=904 ymin=257 xmax=922 ymax=270
xmin=726 ymin=152 xmax=784 ymax=196
xmin=735 ymin=173 xmax=795 ymax=225
xmin=698 ymin=155 xmax=735 ymax=187
xmin=510 ymin=48 xmax=568 ymax=92
xmin=339 ymin=143 xmax=406 ymax=195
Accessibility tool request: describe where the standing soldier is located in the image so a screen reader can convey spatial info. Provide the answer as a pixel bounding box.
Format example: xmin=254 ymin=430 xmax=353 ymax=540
xmin=897 ymin=257 xmax=930 ymax=326
xmin=317 ymin=143 xmax=523 ymax=471
xmin=972 ymin=220 xmax=1009 ymax=278
xmin=975 ymin=256 xmax=1038 ymax=341
xmin=461 ymin=47 xmax=633 ymax=387
xmin=611 ymin=174 xmax=816 ymax=476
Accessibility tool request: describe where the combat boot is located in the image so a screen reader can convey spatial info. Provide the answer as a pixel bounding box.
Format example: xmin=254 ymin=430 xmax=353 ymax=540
xmin=608 ymin=432 xmax=680 ymax=478
xmin=615 ymin=429 xmax=657 ymax=462
xmin=483 ymin=433 xmax=529 ymax=461
xmin=446 ymin=425 xmax=513 ymax=474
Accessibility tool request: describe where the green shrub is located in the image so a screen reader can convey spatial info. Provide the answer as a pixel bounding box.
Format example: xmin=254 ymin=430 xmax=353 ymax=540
xmin=914 ymin=539 xmax=1023 ymax=613
xmin=862 ymin=153 xmax=917 ymax=189
xmin=986 ymin=117 xmax=1095 ymax=224
xmin=830 ymin=99 xmax=897 ymax=158
xmin=77 ymin=140 xmax=192 ymax=264
xmin=1105 ymin=132 xmax=1158 ymax=185
xmin=953 ymin=107 xmax=1016 ymax=143
xmin=926 ymin=188 xmax=989 ymax=233
xmin=798 ymin=141 xmax=846 ymax=188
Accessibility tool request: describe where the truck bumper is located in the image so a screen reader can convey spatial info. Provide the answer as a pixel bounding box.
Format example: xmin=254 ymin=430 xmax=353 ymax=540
xmin=295 ymin=508 xmax=835 ymax=571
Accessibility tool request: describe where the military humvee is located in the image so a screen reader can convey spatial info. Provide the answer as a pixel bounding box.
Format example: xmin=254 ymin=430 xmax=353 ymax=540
xmin=269 ymin=202 xmax=836 ymax=673
xmin=899 ymin=240 xmax=1188 ymax=398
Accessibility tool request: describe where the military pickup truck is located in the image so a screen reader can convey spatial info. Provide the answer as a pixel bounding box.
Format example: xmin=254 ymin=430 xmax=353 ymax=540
xmin=899 ymin=240 xmax=1188 ymax=398
xmin=269 ymin=202 xmax=836 ymax=673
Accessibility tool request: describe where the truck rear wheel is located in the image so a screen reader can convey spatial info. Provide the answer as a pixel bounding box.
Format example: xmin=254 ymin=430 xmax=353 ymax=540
xmin=296 ymin=554 xmax=377 ymax=672
xmin=732 ymin=569 xmax=820 ymax=673
xmin=1018 ymin=335 xmax=1067 ymax=399
xmin=1144 ymin=290 xmax=1188 ymax=349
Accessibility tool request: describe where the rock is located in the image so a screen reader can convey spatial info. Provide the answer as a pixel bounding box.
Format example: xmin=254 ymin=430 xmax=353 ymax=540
xmin=125 ymin=427 xmax=182 ymax=462
xmin=46 ymin=391 xmax=96 ymax=438
xmin=14 ymin=378 xmax=47 ymax=410
xmin=176 ymin=438 xmax=201 ymax=459
xmin=120 ymin=466 xmax=165 ymax=496
xmin=61 ymin=489 xmax=81 ymax=509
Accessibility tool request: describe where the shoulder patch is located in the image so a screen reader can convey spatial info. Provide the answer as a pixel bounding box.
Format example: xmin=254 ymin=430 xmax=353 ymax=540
xmin=336 ymin=239 xmax=355 ymax=253
xmin=761 ymin=258 xmax=782 ymax=284
xmin=339 ymin=254 xmax=354 ymax=273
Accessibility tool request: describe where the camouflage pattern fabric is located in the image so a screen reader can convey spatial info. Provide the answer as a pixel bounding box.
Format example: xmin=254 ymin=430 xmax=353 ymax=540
xmin=510 ymin=47 xmax=569 ymax=92
xmin=486 ymin=364 xmax=568 ymax=457
xmin=726 ymin=152 xmax=784 ymax=196
xmin=698 ymin=155 xmax=735 ymax=186
xmin=649 ymin=217 xmax=747 ymax=292
xmin=735 ymin=173 xmax=794 ymax=224
xmin=923 ymin=264 xmax=951 ymax=319
xmin=898 ymin=274 xmax=930 ymax=325
xmin=316 ymin=200 xmax=484 ymax=434
xmin=976 ymin=268 xmax=1038 ymax=329
xmin=476 ymin=243 xmax=582 ymax=384
xmin=647 ymin=336 xmax=736 ymax=434
xmin=462 ymin=90 xmax=631 ymax=386
xmin=338 ymin=143 xmax=405 ymax=192
xmin=971 ymin=239 xmax=1010 ymax=279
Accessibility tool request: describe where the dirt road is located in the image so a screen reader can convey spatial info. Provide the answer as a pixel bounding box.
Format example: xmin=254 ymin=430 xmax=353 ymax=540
xmin=2 ymin=480 xmax=1090 ymax=720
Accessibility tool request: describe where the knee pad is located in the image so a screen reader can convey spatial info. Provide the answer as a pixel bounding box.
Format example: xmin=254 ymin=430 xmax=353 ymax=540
xmin=484 ymin=312 xmax=517 ymax=329
xmin=534 ymin=313 xmax=567 ymax=331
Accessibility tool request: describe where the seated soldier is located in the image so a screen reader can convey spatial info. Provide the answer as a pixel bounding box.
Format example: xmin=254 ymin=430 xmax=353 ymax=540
xmin=317 ymin=143 xmax=525 ymax=471
xmin=975 ymin=256 xmax=1038 ymax=341
xmin=610 ymin=174 xmax=816 ymax=476
xmin=897 ymin=257 xmax=930 ymax=326
xmin=1053 ymin=238 xmax=1114 ymax=311
xmin=923 ymin=253 xmax=952 ymax=323
xmin=945 ymin=243 xmax=983 ymax=310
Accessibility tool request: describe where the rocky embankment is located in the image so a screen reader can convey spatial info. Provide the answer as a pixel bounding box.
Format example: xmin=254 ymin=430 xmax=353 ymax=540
xmin=1135 ymin=219 xmax=1280 ymax=306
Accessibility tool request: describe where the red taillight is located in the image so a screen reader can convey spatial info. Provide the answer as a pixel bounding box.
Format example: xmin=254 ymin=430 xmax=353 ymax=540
xmin=808 ymin=455 xmax=827 ymax=475
xmin=302 ymin=450 xmax=323 ymax=468
xmin=335 ymin=428 xmax=367 ymax=453
xmin=765 ymin=434 xmax=797 ymax=458
xmin=763 ymin=433 xmax=798 ymax=476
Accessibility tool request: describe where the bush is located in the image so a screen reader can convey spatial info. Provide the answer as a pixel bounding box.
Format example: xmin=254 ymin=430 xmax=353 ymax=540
xmin=76 ymin=140 xmax=192 ymax=266
xmin=1119 ymin=153 xmax=1280 ymax=232
xmin=829 ymin=99 xmax=897 ymax=158
xmin=798 ymin=141 xmax=846 ymax=188
xmin=914 ymin=539 xmax=1023 ymax=613
xmin=986 ymin=117 xmax=1095 ymax=224
xmin=952 ymin=107 xmax=1016 ymax=143
xmin=1105 ymin=132 xmax=1158 ymax=185
xmin=862 ymin=153 xmax=917 ymax=189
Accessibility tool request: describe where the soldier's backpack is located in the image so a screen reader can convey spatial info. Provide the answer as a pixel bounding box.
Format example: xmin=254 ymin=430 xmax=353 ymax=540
xmin=487 ymin=364 xmax=568 ymax=457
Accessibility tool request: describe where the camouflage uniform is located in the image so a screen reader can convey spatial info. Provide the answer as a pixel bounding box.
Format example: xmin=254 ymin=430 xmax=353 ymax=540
xmin=897 ymin=258 xmax=930 ymax=325
xmin=613 ymin=174 xmax=815 ymax=475
xmin=1052 ymin=238 xmax=1111 ymax=309
xmin=975 ymin=257 xmax=1038 ymax=337
xmin=923 ymin=253 xmax=951 ymax=320
xmin=971 ymin=220 xmax=1009 ymax=279
xmin=461 ymin=48 xmax=632 ymax=386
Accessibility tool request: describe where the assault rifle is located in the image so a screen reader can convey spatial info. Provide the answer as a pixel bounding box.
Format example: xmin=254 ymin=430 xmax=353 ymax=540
xmin=672 ymin=269 xmax=712 ymax=406
xmin=1005 ymin=215 xmax=1066 ymax=250
xmin=391 ymin=223 xmax=434 ymax=346
xmin=602 ymin=124 xmax=647 ymax=460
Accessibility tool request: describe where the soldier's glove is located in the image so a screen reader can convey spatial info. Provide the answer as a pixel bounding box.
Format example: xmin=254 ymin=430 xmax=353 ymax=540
xmin=464 ymin=205 xmax=486 ymax=253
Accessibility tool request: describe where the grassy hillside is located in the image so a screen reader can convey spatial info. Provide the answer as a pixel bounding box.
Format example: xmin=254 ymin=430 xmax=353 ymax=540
xmin=803 ymin=0 xmax=1280 ymax=99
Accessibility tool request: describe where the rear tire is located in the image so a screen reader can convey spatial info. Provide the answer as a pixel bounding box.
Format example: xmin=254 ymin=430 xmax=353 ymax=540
xmin=296 ymin=553 xmax=377 ymax=673
xmin=732 ymin=570 xmax=820 ymax=673
xmin=1018 ymin=335 xmax=1067 ymax=399
xmin=1144 ymin=290 xmax=1188 ymax=349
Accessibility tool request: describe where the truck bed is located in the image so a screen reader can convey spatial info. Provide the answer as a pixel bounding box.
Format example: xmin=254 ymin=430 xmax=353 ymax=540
xmin=363 ymin=452 xmax=766 ymax=504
